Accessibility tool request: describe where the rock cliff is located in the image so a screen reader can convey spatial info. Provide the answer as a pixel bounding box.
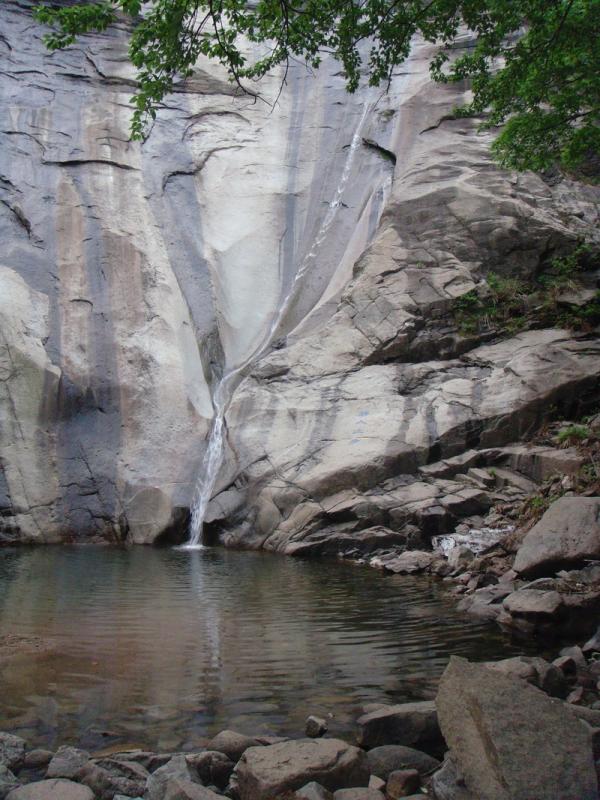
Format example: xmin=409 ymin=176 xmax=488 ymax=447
xmin=1 ymin=2 xmax=599 ymax=546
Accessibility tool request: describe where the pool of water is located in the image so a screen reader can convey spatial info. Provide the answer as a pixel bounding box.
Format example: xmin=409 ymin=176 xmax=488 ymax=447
xmin=0 ymin=546 xmax=537 ymax=752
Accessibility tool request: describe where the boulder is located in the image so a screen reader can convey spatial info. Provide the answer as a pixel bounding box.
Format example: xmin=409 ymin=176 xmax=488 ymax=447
xmin=356 ymin=702 xmax=443 ymax=754
xmin=429 ymin=757 xmax=474 ymax=800
xmin=499 ymin=589 xmax=564 ymax=634
xmin=23 ymin=750 xmax=53 ymax=769
xmin=0 ymin=734 xmax=25 ymax=771
xmin=383 ymin=552 xmax=435 ymax=575
xmin=145 ymin=755 xmax=196 ymax=800
xmin=207 ymin=730 xmax=261 ymax=762
xmin=0 ymin=765 xmax=19 ymax=799
xmin=513 ymin=497 xmax=600 ymax=578
xmin=366 ymin=745 xmax=439 ymax=779
xmin=385 ymin=769 xmax=420 ymax=799
xmin=234 ymin=739 xmax=369 ymax=800
xmin=436 ymin=656 xmax=598 ymax=800
xmin=6 ymin=780 xmax=94 ymax=800
xmin=332 ymin=791 xmax=385 ymax=800
xmin=186 ymin=751 xmax=234 ymax=790
xmin=296 ymin=782 xmax=334 ymax=800
xmin=46 ymin=746 xmax=89 ymax=779
xmin=77 ymin=758 xmax=147 ymax=800
xmin=163 ymin=779 xmax=222 ymax=800
xmin=305 ymin=716 xmax=328 ymax=738
xmin=484 ymin=656 xmax=567 ymax=698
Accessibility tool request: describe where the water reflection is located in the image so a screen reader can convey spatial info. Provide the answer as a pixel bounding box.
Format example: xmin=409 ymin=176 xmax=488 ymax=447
xmin=0 ymin=547 xmax=534 ymax=750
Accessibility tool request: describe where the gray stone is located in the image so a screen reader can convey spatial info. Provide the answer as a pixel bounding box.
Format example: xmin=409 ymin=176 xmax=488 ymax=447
xmin=305 ymin=716 xmax=328 ymax=738
xmin=6 ymin=780 xmax=94 ymax=800
xmin=77 ymin=759 xmax=147 ymax=800
xmin=584 ymin=627 xmax=600 ymax=654
xmin=23 ymin=750 xmax=53 ymax=769
xmin=163 ymin=779 xmax=222 ymax=800
xmin=514 ymin=497 xmax=600 ymax=578
xmin=429 ymin=757 xmax=474 ymax=800
xmin=333 ymin=791 xmax=385 ymax=800
xmin=356 ymin=702 xmax=442 ymax=754
xmin=385 ymin=769 xmax=420 ymax=799
xmin=296 ymin=782 xmax=333 ymax=800
xmin=0 ymin=765 xmax=19 ymax=800
xmin=0 ymin=734 xmax=25 ymax=771
xmin=145 ymin=755 xmax=195 ymax=800
xmin=207 ymin=731 xmax=260 ymax=762
xmin=485 ymin=656 xmax=568 ymax=698
xmin=383 ymin=552 xmax=435 ymax=575
xmin=186 ymin=751 xmax=234 ymax=790
xmin=46 ymin=746 xmax=89 ymax=779
xmin=366 ymin=745 xmax=439 ymax=779
xmin=367 ymin=776 xmax=385 ymax=791
xmin=234 ymin=739 xmax=369 ymax=800
xmin=436 ymin=656 xmax=598 ymax=800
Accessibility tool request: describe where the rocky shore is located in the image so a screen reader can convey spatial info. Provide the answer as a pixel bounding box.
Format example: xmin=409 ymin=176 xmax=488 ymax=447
xmin=1 ymin=652 xmax=599 ymax=800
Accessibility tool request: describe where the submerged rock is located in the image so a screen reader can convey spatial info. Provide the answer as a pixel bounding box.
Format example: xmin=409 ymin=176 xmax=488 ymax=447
xmin=233 ymin=738 xmax=369 ymax=800
xmin=305 ymin=716 xmax=328 ymax=738
xmin=436 ymin=656 xmax=598 ymax=800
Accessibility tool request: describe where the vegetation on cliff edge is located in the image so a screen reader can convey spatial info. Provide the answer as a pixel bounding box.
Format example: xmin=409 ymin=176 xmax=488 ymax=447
xmin=33 ymin=0 xmax=599 ymax=171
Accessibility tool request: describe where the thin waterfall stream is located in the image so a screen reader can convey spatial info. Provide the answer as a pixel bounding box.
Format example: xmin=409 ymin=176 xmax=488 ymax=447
xmin=184 ymin=101 xmax=373 ymax=548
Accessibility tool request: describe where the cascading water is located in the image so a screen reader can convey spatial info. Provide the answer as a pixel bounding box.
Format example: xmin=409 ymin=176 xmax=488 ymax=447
xmin=184 ymin=100 xmax=375 ymax=548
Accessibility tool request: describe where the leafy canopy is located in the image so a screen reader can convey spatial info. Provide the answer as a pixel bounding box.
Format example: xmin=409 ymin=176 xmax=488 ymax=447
xmin=34 ymin=0 xmax=599 ymax=170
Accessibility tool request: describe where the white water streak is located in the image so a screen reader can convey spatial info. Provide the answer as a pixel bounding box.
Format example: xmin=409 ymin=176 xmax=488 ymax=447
xmin=186 ymin=101 xmax=372 ymax=547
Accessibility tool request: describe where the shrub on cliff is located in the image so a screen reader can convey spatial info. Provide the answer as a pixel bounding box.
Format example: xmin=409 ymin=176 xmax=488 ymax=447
xmin=33 ymin=0 xmax=599 ymax=171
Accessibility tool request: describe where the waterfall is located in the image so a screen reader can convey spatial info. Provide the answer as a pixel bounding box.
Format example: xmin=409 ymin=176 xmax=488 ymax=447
xmin=183 ymin=100 xmax=373 ymax=549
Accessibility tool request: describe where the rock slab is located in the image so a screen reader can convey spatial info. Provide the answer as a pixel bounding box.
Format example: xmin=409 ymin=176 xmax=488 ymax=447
xmin=356 ymin=702 xmax=442 ymax=754
xmin=514 ymin=496 xmax=600 ymax=578
xmin=6 ymin=780 xmax=94 ymax=800
xmin=234 ymin=738 xmax=369 ymax=800
xmin=436 ymin=656 xmax=598 ymax=800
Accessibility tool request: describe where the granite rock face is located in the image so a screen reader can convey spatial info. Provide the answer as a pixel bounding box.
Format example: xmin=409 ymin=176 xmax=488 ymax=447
xmin=436 ymin=656 xmax=598 ymax=800
xmin=1 ymin=5 xmax=599 ymax=546
xmin=0 ymin=1 xmax=399 ymax=543
xmin=513 ymin=496 xmax=600 ymax=578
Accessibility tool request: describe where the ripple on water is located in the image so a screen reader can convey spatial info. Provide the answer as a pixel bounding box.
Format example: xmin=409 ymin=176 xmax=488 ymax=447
xmin=0 ymin=546 xmax=537 ymax=750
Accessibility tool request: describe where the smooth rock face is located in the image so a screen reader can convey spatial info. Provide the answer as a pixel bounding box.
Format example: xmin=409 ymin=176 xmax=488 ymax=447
xmin=233 ymin=738 xmax=369 ymax=800
xmin=6 ymin=780 xmax=95 ymax=800
xmin=436 ymin=656 xmax=599 ymax=800
xmin=0 ymin=0 xmax=398 ymax=543
xmin=2 ymin=4 xmax=600 ymax=547
xmin=356 ymin=702 xmax=442 ymax=754
xmin=513 ymin=497 xmax=600 ymax=578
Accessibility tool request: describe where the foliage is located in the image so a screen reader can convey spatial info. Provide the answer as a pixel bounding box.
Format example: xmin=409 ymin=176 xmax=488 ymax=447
xmin=556 ymin=424 xmax=592 ymax=445
xmin=33 ymin=0 xmax=599 ymax=167
xmin=452 ymin=243 xmax=600 ymax=336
